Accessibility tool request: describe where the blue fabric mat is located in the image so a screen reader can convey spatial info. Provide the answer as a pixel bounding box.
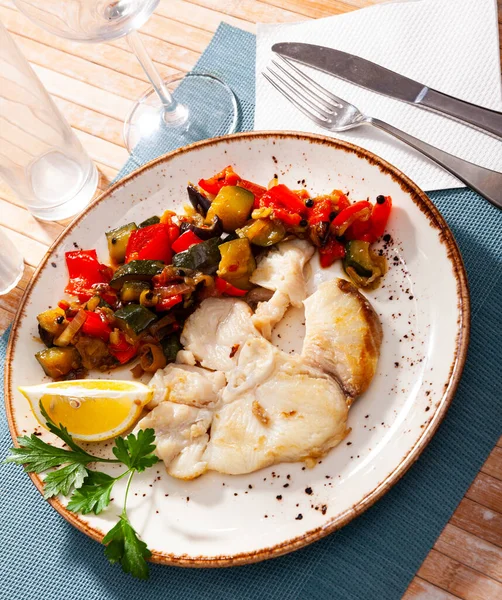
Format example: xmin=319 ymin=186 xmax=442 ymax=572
xmin=2 ymin=23 xmax=501 ymax=600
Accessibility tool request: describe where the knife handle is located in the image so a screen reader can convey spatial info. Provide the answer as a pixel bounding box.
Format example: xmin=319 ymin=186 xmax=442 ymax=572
xmin=420 ymin=89 xmax=502 ymax=139
xmin=370 ymin=118 xmax=502 ymax=210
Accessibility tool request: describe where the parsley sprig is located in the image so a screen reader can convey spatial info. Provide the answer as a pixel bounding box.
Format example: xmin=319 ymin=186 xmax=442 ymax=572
xmin=5 ymin=403 xmax=159 ymax=579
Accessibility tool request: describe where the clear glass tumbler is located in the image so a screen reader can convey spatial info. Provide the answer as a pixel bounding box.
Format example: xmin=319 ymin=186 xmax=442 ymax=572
xmin=0 ymin=228 xmax=24 ymax=295
xmin=0 ymin=22 xmax=98 ymax=221
xmin=12 ymin=1 xmax=238 ymax=152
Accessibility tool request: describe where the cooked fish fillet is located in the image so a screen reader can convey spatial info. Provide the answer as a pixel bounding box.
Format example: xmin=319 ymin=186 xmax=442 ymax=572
xmin=181 ymin=298 xmax=261 ymax=372
xmin=137 ymin=401 xmax=212 ymax=479
xmin=147 ymin=362 xmax=226 ymax=409
xmin=302 ymin=278 xmax=382 ymax=398
xmin=250 ymin=239 xmax=314 ymax=307
xmin=251 ymin=290 xmax=290 ymax=339
xmin=203 ymin=337 xmax=349 ymax=475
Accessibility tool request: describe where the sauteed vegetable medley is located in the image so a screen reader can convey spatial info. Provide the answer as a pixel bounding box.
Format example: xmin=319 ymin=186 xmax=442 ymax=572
xmin=35 ymin=166 xmax=392 ymax=380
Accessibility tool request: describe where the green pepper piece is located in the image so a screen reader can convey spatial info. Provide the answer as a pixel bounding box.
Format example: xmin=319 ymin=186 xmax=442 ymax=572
xmin=106 ymin=222 xmax=137 ymax=263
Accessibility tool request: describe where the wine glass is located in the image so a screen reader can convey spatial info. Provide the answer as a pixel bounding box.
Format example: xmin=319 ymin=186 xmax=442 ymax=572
xmin=13 ymin=0 xmax=238 ymax=153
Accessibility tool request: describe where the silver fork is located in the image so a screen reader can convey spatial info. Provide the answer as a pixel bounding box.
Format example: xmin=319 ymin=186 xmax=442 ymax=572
xmin=263 ymin=56 xmax=502 ymax=210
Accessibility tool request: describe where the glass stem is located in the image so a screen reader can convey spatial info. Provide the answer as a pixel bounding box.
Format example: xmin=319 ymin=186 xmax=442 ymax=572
xmin=127 ymin=31 xmax=184 ymax=122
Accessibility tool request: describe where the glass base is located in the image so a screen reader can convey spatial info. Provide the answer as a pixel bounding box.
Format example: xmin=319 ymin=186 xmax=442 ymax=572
xmin=29 ymin=161 xmax=99 ymax=222
xmin=124 ymin=73 xmax=238 ymax=154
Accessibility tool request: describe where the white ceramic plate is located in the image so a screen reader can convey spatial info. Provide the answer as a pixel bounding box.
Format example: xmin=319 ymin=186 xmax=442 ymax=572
xmin=6 ymin=132 xmax=469 ymax=566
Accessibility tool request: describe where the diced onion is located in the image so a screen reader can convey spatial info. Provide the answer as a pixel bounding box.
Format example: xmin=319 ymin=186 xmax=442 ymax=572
xmin=54 ymin=309 xmax=87 ymax=347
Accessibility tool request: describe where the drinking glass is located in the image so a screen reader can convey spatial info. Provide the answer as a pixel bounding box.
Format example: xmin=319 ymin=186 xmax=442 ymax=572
xmin=0 ymin=22 xmax=98 ymax=221
xmin=0 ymin=228 xmax=24 ymax=295
xmin=13 ymin=0 xmax=238 ymax=152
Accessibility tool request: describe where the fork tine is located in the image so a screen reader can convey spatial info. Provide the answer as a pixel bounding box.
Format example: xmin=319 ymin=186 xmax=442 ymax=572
xmin=270 ymin=59 xmax=337 ymax=114
xmin=262 ymin=71 xmax=328 ymax=129
xmin=275 ymin=54 xmax=351 ymax=109
xmin=265 ymin=66 xmax=333 ymax=121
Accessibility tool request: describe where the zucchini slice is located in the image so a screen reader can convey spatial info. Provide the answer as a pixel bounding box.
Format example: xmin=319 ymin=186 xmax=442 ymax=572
xmin=106 ymin=222 xmax=137 ymax=263
xmin=110 ymin=260 xmax=164 ymax=290
xmin=139 ymin=216 xmax=160 ymax=228
xmin=36 ymin=347 xmax=81 ymax=379
xmin=172 ymin=237 xmax=221 ymax=274
xmin=343 ymin=240 xmax=375 ymax=278
xmin=114 ymin=304 xmax=157 ymax=337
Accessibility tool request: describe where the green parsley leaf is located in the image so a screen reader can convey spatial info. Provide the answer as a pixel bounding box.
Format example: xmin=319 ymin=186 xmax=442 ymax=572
xmin=112 ymin=429 xmax=159 ymax=472
xmin=67 ymin=470 xmax=117 ymax=514
xmin=5 ymin=434 xmax=92 ymax=473
xmin=103 ymin=515 xmax=151 ymax=580
xmin=43 ymin=462 xmax=88 ymax=499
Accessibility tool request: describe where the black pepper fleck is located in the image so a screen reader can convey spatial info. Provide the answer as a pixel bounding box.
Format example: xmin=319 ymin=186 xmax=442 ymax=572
xmin=295 ymin=514 xmax=303 ymax=520
xmin=305 ymin=487 xmax=313 ymax=495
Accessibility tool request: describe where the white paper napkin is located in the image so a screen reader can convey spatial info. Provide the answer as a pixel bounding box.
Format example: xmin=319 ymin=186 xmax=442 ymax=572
xmin=255 ymin=0 xmax=502 ymax=191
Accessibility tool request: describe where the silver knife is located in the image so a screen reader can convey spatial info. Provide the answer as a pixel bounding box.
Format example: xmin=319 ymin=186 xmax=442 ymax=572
xmin=272 ymin=42 xmax=502 ymax=139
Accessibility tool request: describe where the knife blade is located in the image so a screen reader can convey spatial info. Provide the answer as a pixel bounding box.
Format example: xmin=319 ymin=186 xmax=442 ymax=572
xmin=272 ymin=42 xmax=502 ymax=139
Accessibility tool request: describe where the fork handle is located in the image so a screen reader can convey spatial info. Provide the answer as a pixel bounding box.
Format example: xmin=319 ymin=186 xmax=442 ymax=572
xmin=370 ymin=118 xmax=502 ymax=210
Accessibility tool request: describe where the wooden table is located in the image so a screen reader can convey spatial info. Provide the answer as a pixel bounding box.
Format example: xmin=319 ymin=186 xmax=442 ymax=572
xmin=1 ymin=1 xmax=501 ymax=597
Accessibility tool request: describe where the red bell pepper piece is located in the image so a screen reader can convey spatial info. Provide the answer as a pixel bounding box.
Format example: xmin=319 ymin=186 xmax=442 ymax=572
xmin=171 ymin=230 xmax=203 ymax=254
xmin=125 ymin=224 xmax=173 ymax=264
xmin=331 ymin=191 xmax=351 ymax=213
xmin=271 ymin=207 xmax=302 ymax=227
xmin=64 ymin=250 xmax=112 ymax=302
xmin=345 ymin=196 xmax=392 ymax=242
xmin=331 ymin=200 xmax=372 ymax=236
xmin=109 ymin=332 xmax=138 ymax=364
xmin=308 ymin=199 xmax=332 ymax=225
xmin=166 ymin=223 xmax=180 ymax=246
xmin=214 ymin=276 xmax=247 ymax=297
xmin=237 ymin=179 xmax=267 ymax=198
xmin=198 ymin=166 xmax=240 ymax=195
xmin=156 ymin=293 xmax=183 ymax=312
xmin=262 ymin=185 xmax=308 ymax=216
xmin=81 ymin=311 xmax=112 ymax=342
xmin=369 ymin=196 xmax=392 ymax=240
xmin=319 ymin=238 xmax=346 ymax=268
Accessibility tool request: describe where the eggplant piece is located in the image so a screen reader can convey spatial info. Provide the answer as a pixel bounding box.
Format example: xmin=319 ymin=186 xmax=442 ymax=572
xmin=310 ymin=222 xmax=330 ymax=247
xmin=186 ymin=216 xmax=223 ymax=240
xmin=187 ymin=185 xmax=212 ymax=216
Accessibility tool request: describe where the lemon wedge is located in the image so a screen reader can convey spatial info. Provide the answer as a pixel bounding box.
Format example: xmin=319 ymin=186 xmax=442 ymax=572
xmin=19 ymin=379 xmax=152 ymax=442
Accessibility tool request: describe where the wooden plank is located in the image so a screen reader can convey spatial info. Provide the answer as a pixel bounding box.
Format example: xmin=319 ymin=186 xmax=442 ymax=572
xmin=141 ymin=13 xmax=213 ymax=53
xmin=418 ymin=549 xmax=502 ymax=600
xmin=0 ymin=198 xmax=63 ymax=246
xmin=31 ymin=64 xmax=132 ymax=121
xmin=451 ymin=499 xmax=502 ymax=549
xmin=465 ymin=473 xmax=502 ymax=513
xmin=0 ymin=4 xmax=180 ymax=83
xmin=434 ymin=524 xmax=502 ymax=583
xmin=0 ymin=226 xmax=47 ymax=268
xmin=158 ymin=0 xmax=255 ymax=33
xmin=404 ymin=576 xmax=462 ymax=600
xmin=481 ymin=447 xmax=502 ymax=481
xmin=183 ymin=0 xmax=305 ymax=24
xmin=258 ymin=0 xmax=374 ymax=19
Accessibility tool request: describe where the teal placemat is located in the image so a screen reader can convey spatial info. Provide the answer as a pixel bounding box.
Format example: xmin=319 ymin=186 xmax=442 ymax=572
xmin=2 ymin=23 xmax=502 ymax=600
